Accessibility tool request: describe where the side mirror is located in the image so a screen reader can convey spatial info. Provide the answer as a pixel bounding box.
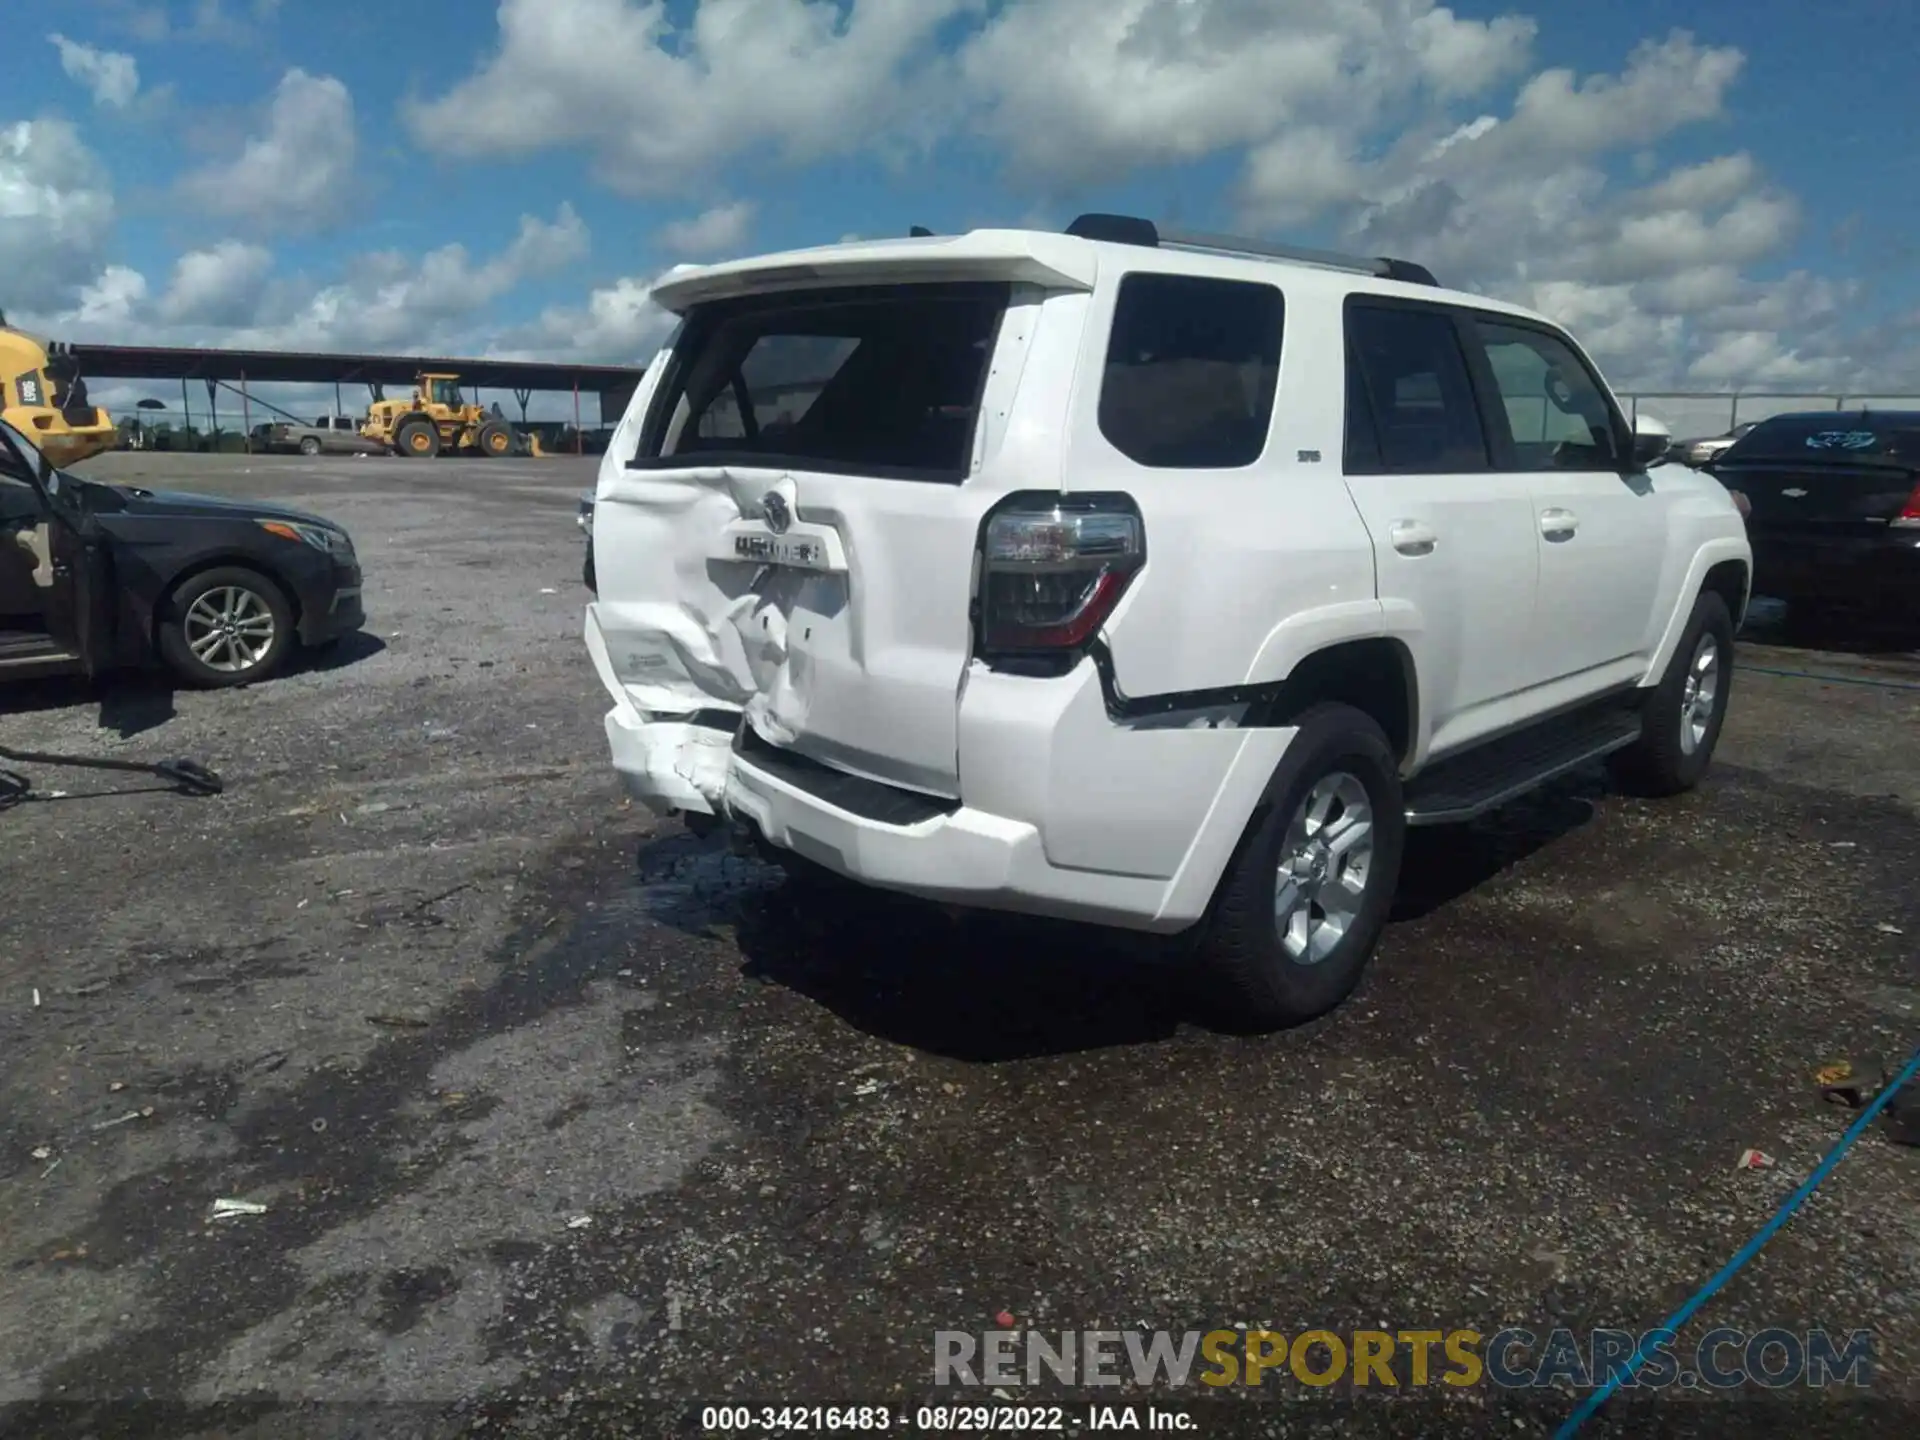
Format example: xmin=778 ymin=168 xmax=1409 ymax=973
xmin=1629 ymin=429 xmax=1671 ymax=469
xmin=1626 ymin=413 xmax=1672 ymax=470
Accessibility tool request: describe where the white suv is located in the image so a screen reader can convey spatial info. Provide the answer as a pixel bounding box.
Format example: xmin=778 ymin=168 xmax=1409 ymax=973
xmin=585 ymin=214 xmax=1751 ymax=1030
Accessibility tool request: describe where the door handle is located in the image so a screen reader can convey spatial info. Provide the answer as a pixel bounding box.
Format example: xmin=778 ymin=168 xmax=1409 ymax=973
xmin=1539 ymin=508 xmax=1580 ymax=541
xmin=1388 ymin=520 xmax=1437 ymax=557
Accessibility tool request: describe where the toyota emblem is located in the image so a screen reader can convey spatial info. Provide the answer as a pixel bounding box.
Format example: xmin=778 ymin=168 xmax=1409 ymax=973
xmin=762 ymin=492 xmax=792 ymax=534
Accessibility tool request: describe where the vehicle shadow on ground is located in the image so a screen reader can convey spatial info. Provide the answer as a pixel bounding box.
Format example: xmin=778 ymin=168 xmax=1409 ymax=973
xmin=1742 ymin=595 xmax=1920 ymax=657
xmin=644 ymin=778 xmax=1599 ymax=1062
xmin=292 ymin=630 xmax=387 ymax=675
xmin=733 ymin=878 xmax=1191 ymax=1062
xmin=0 ymin=634 xmax=387 ymax=736
xmin=1392 ymin=777 xmax=1601 ymax=922
xmin=627 ymin=829 xmax=1187 ymax=1062
xmin=0 ymin=673 xmax=178 ymax=736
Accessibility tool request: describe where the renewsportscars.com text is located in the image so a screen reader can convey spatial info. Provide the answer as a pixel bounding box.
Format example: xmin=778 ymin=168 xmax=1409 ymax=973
xmin=934 ymin=1327 xmax=1874 ymax=1391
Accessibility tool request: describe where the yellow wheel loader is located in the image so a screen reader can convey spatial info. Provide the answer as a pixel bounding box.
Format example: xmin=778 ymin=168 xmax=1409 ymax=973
xmin=0 ymin=314 xmax=117 ymax=467
xmin=359 ymin=372 xmax=515 ymax=458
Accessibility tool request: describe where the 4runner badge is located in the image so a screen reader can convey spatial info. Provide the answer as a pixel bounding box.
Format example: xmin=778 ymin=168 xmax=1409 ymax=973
xmin=735 ymin=532 xmax=823 ymax=567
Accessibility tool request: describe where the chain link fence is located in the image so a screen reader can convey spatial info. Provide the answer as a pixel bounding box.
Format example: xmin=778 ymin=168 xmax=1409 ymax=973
xmin=1620 ymin=391 xmax=1920 ymax=440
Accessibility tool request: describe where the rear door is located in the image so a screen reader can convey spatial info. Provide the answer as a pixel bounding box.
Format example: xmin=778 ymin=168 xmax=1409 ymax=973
xmin=1342 ymin=299 xmax=1540 ymax=747
xmin=1465 ymin=315 xmax=1666 ymax=683
xmin=591 ymin=281 xmax=1034 ymax=798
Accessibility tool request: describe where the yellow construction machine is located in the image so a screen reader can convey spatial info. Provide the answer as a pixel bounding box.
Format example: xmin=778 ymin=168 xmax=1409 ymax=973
xmin=0 ymin=312 xmax=118 ymax=467
xmin=360 ymin=372 xmax=515 ymax=458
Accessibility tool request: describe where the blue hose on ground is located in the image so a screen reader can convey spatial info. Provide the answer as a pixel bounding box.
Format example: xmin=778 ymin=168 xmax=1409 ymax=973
xmin=1554 ymin=1042 xmax=1920 ymax=1438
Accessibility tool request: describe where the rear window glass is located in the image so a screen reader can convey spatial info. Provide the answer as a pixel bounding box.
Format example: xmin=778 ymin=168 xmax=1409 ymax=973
xmin=634 ymin=283 xmax=1007 ymax=481
xmin=1097 ymin=273 xmax=1283 ymax=469
xmin=1725 ymin=416 xmax=1920 ymax=461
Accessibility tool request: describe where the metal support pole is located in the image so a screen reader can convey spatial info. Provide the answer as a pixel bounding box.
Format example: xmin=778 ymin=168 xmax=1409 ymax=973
xmin=181 ymin=376 xmax=191 ymax=447
xmin=241 ymin=372 xmax=252 ymax=452
xmin=206 ymin=377 xmax=219 ymax=450
xmin=574 ymin=378 xmax=582 ymax=454
xmin=336 ymin=380 xmax=344 ymax=418
xmin=1730 ymin=394 xmax=1739 ymax=431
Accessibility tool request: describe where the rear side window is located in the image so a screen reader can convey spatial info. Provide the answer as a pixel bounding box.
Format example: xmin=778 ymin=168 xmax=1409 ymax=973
xmin=1724 ymin=415 xmax=1919 ymax=462
xmin=634 ymin=283 xmax=1007 ymax=482
xmin=1472 ymin=320 xmax=1621 ymax=470
xmin=1097 ymin=274 xmax=1283 ymax=469
xmin=1344 ymin=304 xmax=1489 ymax=474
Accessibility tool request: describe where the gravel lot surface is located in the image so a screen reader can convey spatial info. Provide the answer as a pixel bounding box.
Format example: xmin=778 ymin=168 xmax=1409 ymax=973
xmin=4 ymin=453 xmax=1920 ymax=1438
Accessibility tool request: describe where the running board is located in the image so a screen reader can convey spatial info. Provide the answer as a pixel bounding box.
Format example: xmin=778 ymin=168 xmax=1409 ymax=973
xmin=0 ymin=644 xmax=80 ymax=672
xmin=1404 ymin=707 xmax=1643 ymax=826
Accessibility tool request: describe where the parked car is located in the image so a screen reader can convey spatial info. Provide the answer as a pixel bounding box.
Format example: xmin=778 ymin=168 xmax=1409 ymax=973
xmin=0 ymin=417 xmax=364 ymax=687
xmin=585 ymin=215 xmax=1750 ymax=1030
xmin=1677 ymin=420 xmax=1759 ymax=468
xmin=579 ymin=490 xmax=595 ymax=591
xmin=1704 ymin=410 xmax=1920 ymax=623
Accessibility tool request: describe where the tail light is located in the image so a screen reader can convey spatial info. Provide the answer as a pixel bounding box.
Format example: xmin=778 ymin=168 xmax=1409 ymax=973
xmin=975 ymin=493 xmax=1144 ymax=662
xmin=1894 ymin=483 xmax=1920 ymax=529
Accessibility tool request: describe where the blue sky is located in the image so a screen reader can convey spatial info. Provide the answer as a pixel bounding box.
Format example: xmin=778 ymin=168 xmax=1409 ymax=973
xmin=5 ymin=0 xmax=1918 ymax=422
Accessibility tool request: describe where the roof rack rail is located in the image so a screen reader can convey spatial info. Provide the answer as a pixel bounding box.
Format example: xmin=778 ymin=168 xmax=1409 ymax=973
xmin=1063 ymin=213 xmax=1438 ymax=287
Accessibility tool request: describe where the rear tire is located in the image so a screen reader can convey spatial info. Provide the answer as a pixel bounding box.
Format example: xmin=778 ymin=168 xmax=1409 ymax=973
xmin=477 ymin=420 xmax=512 ymax=457
xmin=158 ymin=566 xmax=295 ymax=689
xmin=1197 ymin=703 xmax=1406 ymax=1033
xmin=394 ymin=417 xmax=440 ymax=458
xmin=1609 ymin=589 xmax=1734 ymax=797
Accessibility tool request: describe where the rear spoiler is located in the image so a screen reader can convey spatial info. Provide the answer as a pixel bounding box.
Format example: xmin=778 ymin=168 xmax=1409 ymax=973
xmin=650 ymin=231 xmax=1100 ymax=313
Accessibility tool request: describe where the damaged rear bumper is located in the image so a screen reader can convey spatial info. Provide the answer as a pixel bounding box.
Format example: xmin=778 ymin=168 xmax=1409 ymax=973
xmin=604 ymin=705 xmax=735 ymax=816
xmin=588 ymin=605 xmax=1295 ymax=934
xmin=721 ymin=748 xmax=1186 ymax=932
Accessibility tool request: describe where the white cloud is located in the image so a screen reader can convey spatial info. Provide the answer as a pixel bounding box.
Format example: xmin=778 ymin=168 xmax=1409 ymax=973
xmin=961 ymin=0 xmax=1535 ymax=187
xmin=16 ymin=3 xmax=1917 ymax=395
xmin=655 ymin=200 xmax=755 ymax=257
xmin=494 ymin=272 xmax=678 ymax=365
xmin=22 ymin=205 xmax=592 ymax=360
xmin=157 ymin=240 xmax=275 ymax=325
xmin=179 ymin=69 xmax=356 ymax=233
xmin=1500 ymin=32 xmax=1744 ymax=157
xmin=48 ymin=34 xmax=141 ymax=108
xmin=405 ymin=0 xmax=969 ymax=195
xmin=0 ymin=119 xmax=117 ymax=303
xmin=70 ymin=265 xmax=148 ymax=328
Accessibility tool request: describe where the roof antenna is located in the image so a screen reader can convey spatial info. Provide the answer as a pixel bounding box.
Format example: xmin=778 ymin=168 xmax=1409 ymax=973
xmin=909 ymin=226 xmax=934 ymax=237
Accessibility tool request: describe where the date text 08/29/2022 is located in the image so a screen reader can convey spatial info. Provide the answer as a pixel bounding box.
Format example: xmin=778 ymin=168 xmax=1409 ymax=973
xmin=701 ymin=1405 xmax=1193 ymax=1432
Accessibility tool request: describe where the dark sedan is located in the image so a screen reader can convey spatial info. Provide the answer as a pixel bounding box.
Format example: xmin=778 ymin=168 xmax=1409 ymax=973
xmin=1705 ymin=410 xmax=1920 ymax=623
xmin=0 ymin=417 xmax=364 ymax=687
xmin=579 ymin=489 xmax=595 ymax=592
